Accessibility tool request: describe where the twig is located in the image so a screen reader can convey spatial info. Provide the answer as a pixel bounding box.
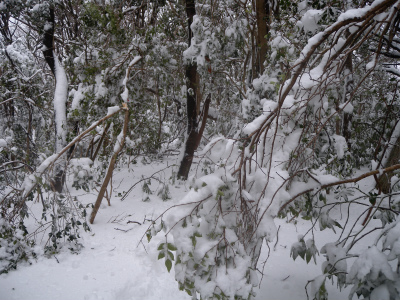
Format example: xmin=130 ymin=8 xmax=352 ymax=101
xmin=121 ymin=164 xmax=176 ymax=201
xmin=274 ymin=225 xmax=281 ymax=251
xmin=127 ymin=220 xmax=142 ymax=225
xmin=114 ymin=227 xmax=134 ymax=233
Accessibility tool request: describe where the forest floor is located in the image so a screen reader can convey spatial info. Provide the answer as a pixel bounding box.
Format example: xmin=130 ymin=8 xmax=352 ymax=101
xmin=0 ymin=155 xmax=377 ymax=300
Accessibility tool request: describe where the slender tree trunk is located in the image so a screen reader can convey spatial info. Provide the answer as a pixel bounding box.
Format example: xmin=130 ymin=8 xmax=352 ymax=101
xmin=342 ymin=51 xmax=354 ymax=148
xmin=90 ymin=107 xmax=129 ymax=224
xmin=43 ymin=7 xmax=55 ymax=76
xmin=43 ymin=5 xmax=69 ymax=193
xmin=255 ymin=0 xmax=270 ymax=75
xmin=178 ymin=0 xmax=202 ymax=180
xmin=1 ymin=12 xmax=15 ymax=130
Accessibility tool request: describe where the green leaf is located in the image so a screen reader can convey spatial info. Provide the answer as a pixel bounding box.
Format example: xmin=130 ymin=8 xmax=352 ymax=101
xmin=289 ymin=206 xmax=298 ymax=216
xmin=158 ymin=252 xmax=165 ymax=260
xmin=176 ymin=255 xmax=181 ymax=264
xmin=185 ymin=289 xmax=192 ymax=296
xmin=319 ymin=193 xmax=326 ymax=204
xmin=168 ymin=251 xmax=174 ymax=261
xmin=306 ymin=250 xmax=312 ymax=263
xmin=334 ymin=221 xmax=343 ymax=229
xmin=165 ymin=259 xmax=172 ymax=272
xmin=157 ymin=243 xmax=165 ymax=251
xmin=167 ymin=243 xmax=177 ymax=251
xmin=369 ymin=197 xmax=376 ymax=205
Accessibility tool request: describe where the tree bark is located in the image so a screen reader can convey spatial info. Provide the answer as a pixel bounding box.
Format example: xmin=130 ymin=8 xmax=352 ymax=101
xmin=342 ymin=49 xmax=354 ymax=147
xmin=43 ymin=7 xmax=55 ymax=76
xmin=377 ymin=133 xmax=400 ymax=194
xmin=255 ymin=0 xmax=270 ymax=75
xmin=178 ymin=0 xmax=201 ymax=180
xmin=90 ymin=107 xmax=129 ymax=224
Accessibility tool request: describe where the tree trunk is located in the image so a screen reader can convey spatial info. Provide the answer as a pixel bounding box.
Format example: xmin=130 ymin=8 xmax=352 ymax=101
xmin=377 ymin=133 xmax=400 ymax=194
xmin=342 ymin=51 xmax=354 ymax=148
xmin=255 ymin=0 xmax=270 ymax=75
xmin=43 ymin=7 xmax=55 ymax=76
xmin=177 ymin=0 xmax=200 ymax=180
xmin=90 ymin=107 xmax=129 ymax=224
xmin=43 ymin=5 xmax=69 ymax=193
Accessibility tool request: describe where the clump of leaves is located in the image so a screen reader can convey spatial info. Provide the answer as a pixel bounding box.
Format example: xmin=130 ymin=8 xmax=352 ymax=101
xmin=0 ymin=220 xmax=36 ymax=274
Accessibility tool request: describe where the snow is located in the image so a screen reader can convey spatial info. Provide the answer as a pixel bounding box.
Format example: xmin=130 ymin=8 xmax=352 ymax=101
xmin=37 ymin=154 xmax=59 ymax=173
xmin=0 ymin=139 xmax=7 ymax=148
xmin=370 ymin=284 xmax=391 ymax=300
xmin=53 ymin=53 xmax=68 ymax=153
xmin=339 ymin=102 xmax=354 ymax=114
xmin=113 ymin=131 xmax=124 ymax=153
xmin=332 ymin=134 xmax=347 ymax=159
xmin=2 ymin=156 xmax=378 ymax=300
xmin=120 ymin=87 xmax=129 ymax=102
xmin=129 ymin=56 xmax=141 ymax=67
xmin=107 ymin=106 xmax=120 ymax=116
xmin=348 ymin=246 xmax=395 ymax=282
xmin=300 ymin=9 xmax=323 ymax=33
xmin=71 ymin=85 xmax=85 ymax=111
xmin=366 ymin=58 xmax=376 ymax=71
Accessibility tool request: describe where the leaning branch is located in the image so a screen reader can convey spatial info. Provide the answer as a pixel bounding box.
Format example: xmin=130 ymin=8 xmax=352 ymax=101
xmin=20 ymin=107 xmax=123 ymax=199
xmin=90 ymin=105 xmax=130 ymax=224
xmin=278 ymin=164 xmax=400 ymax=215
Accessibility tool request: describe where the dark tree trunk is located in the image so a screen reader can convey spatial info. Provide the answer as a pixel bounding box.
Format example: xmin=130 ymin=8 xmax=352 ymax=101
xmin=342 ymin=53 xmax=354 ymax=148
xmin=178 ymin=0 xmax=202 ymax=180
xmin=43 ymin=7 xmax=55 ymax=76
xmin=255 ymin=0 xmax=270 ymax=75
xmin=1 ymin=11 xmax=15 ymax=129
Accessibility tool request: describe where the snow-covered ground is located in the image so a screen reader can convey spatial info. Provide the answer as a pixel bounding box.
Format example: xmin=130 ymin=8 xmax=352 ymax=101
xmin=0 ymin=157 xmax=374 ymax=300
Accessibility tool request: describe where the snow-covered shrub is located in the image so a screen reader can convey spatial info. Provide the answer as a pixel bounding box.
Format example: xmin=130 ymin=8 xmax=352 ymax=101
xmin=70 ymin=158 xmax=94 ymax=192
xmin=149 ymin=174 xmax=258 ymax=299
xmin=42 ymin=193 xmax=91 ymax=254
xmin=0 ymin=220 xmax=36 ymax=274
